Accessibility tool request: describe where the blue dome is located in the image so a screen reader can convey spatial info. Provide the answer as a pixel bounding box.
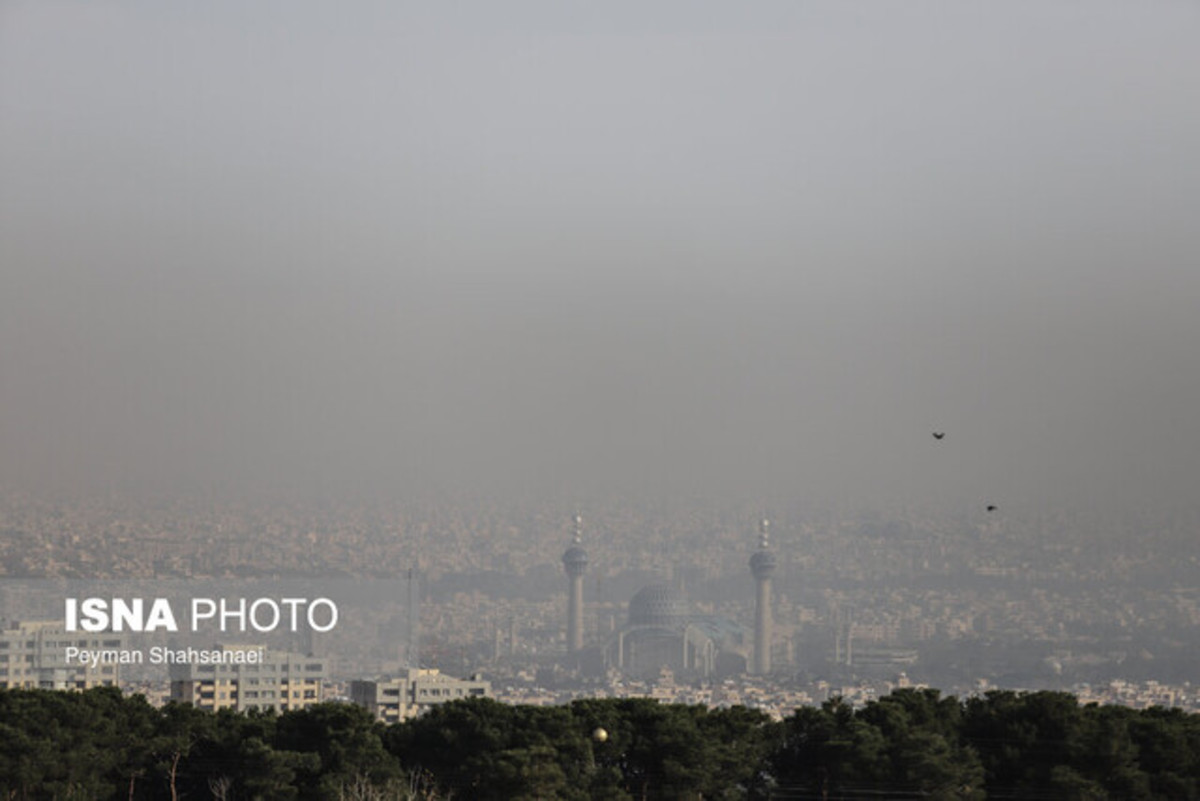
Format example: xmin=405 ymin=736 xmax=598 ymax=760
xmin=628 ymin=584 xmax=690 ymax=627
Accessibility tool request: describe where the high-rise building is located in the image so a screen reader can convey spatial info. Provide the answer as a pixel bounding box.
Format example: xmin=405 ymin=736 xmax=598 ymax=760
xmin=749 ymin=519 xmax=776 ymax=675
xmin=0 ymin=620 xmax=127 ymax=690
xmin=350 ymin=668 xmax=491 ymax=724
xmin=168 ymin=644 xmax=325 ymax=713
xmin=561 ymin=514 xmax=588 ymax=654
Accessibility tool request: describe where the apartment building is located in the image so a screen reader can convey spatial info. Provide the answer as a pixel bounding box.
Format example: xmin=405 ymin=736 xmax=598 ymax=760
xmin=0 ymin=620 xmax=126 ymax=690
xmin=168 ymin=644 xmax=325 ymax=712
xmin=350 ymin=668 xmax=490 ymax=723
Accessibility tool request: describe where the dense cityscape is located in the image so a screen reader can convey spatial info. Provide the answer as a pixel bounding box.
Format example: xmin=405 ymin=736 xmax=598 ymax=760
xmin=3 ymin=491 xmax=1197 ymax=717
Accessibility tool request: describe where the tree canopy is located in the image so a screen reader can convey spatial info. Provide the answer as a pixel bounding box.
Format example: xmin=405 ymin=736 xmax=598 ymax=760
xmin=1 ymin=686 xmax=1198 ymax=799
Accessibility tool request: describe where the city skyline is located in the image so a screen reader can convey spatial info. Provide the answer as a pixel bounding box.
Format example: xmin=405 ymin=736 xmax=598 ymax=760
xmin=3 ymin=6 xmax=1200 ymax=797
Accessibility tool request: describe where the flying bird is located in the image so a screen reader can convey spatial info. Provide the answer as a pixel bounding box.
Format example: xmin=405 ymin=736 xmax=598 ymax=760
xmin=986 ymin=505 xmax=997 ymax=512
xmin=932 ymin=432 xmax=945 ymax=440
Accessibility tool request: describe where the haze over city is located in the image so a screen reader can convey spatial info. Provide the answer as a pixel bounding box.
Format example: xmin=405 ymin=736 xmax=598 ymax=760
xmin=6 ymin=8 xmax=1200 ymax=798
xmin=2 ymin=0 xmax=1199 ymax=515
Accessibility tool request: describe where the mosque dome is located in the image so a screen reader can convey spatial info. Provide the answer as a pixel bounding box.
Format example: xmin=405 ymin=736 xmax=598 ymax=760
xmin=628 ymin=584 xmax=690 ymax=628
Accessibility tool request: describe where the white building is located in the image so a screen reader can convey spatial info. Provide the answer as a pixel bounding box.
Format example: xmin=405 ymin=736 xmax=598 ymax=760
xmin=168 ymin=644 xmax=326 ymax=713
xmin=0 ymin=620 xmax=126 ymax=690
xmin=350 ymin=668 xmax=490 ymax=723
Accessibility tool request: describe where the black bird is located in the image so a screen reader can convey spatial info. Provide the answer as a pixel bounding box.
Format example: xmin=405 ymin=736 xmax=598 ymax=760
xmin=932 ymin=432 xmax=946 ymax=440
xmin=986 ymin=505 xmax=997 ymax=512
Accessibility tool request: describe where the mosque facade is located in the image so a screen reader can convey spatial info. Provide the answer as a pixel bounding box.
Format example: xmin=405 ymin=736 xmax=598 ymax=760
xmin=562 ymin=518 xmax=772 ymax=680
xmin=600 ymin=583 xmax=749 ymax=679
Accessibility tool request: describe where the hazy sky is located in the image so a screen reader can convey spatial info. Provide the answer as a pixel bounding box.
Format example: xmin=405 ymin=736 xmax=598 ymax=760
xmin=2 ymin=1 xmax=1198 ymax=511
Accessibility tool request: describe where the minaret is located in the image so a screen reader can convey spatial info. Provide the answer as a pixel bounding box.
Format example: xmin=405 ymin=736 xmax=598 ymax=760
xmin=749 ymin=518 xmax=776 ymax=675
xmin=562 ymin=514 xmax=588 ymax=654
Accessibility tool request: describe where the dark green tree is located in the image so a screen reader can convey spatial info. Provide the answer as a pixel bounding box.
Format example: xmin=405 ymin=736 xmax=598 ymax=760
xmin=859 ymin=689 xmax=984 ymax=800
xmin=275 ymin=702 xmax=400 ymax=799
xmin=386 ymin=696 xmax=580 ymax=800
xmin=771 ymin=697 xmax=891 ymax=798
xmin=1129 ymin=706 xmax=1200 ymax=799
